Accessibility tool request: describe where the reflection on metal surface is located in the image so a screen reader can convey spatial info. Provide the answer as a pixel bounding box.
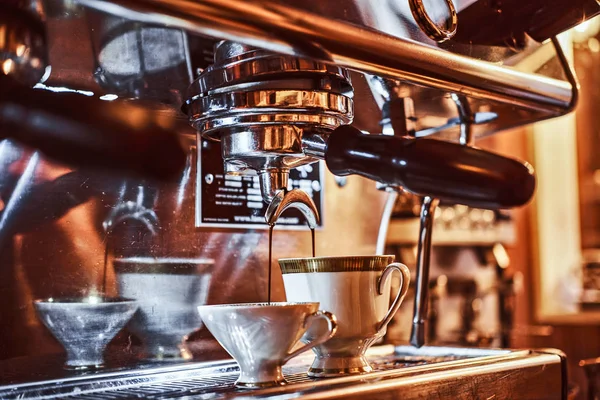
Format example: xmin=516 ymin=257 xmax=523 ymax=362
xmin=450 ymin=93 xmax=474 ymax=146
xmin=87 ymin=11 xmax=194 ymax=106
xmin=103 ymin=182 xmax=159 ymax=235
xmin=76 ymin=0 xmax=573 ymax=118
xmin=0 ymin=346 xmax=565 ymax=399
xmin=265 ymin=189 xmax=320 ymax=229
xmin=33 ymin=82 xmax=94 ymax=96
xmin=414 ymin=111 xmax=498 ymax=138
xmin=0 ymin=76 xmax=187 ymax=181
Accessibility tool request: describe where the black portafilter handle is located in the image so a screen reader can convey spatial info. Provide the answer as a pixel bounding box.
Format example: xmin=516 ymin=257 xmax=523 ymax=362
xmin=325 ymin=125 xmax=536 ymax=209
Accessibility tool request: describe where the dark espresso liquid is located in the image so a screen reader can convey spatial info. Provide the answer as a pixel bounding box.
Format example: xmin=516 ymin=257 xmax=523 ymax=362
xmin=267 ymin=225 xmax=316 ymax=305
xmin=311 ymin=228 xmax=316 ymax=258
xmin=267 ymin=225 xmax=274 ymax=305
xmin=101 ymin=236 xmax=110 ymax=296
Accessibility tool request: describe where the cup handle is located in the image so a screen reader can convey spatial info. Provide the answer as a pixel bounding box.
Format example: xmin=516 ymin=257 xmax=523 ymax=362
xmin=377 ymin=262 xmax=411 ymax=332
xmin=283 ymin=310 xmax=338 ymax=363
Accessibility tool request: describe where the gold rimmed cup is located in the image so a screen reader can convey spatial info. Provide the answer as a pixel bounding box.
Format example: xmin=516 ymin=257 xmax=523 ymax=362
xmin=279 ymin=255 xmax=410 ymax=377
xmin=279 ymin=255 xmax=396 ymax=273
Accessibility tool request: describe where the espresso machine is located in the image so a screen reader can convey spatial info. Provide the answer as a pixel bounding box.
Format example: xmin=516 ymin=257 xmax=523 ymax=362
xmin=0 ymin=0 xmax=597 ymax=398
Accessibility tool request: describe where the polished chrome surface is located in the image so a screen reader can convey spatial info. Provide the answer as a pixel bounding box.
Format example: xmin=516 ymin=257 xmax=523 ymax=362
xmin=197 ymin=302 xmax=337 ymax=388
xmin=259 ymin=170 xmax=289 ymax=203
xmin=76 ymin=0 xmax=573 ymax=117
xmin=0 ymin=346 xmax=565 ymax=399
xmin=451 ymin=93 xmax=474 ymax=146
xmin=114 ymin=258 xmax=214 ymax=360
xmin=410 ymin=196 xmax=439 ymax=348
xmin=265 ymin=189 xmax=320 ymax=228
xmin=102 ymin=183 xmax=159 ymax=235
xmin=189 ymin=91 xmax=352 ymax=135
xmin=33 ymin=297 xmax=138 ymax=370
xmin=187 ymin=48 xmax=352 ymax=103
xmin=301 ymin=133 xmax=328 ymax=159
xmin=88 ymin=12 xmax=194 ymax=106
xmin=187 ymin=41 xmax=353 ymax=202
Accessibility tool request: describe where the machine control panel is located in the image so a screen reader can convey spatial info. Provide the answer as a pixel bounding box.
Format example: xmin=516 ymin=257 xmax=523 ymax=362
xmin=196 ymin=138 xmax=324 ymax=229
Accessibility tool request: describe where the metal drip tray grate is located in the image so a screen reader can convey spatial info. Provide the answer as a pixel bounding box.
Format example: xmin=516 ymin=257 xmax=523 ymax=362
xmin=60 ymin=362 xmax=431 ymax=400
xmin=0 ymin=346 xmax=563 ymax=400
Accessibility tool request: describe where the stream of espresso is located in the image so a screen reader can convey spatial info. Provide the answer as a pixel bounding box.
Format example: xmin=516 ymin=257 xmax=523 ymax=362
xmin=311 ymin=228 xmax=315 ymax=257
xmin=267 ymin=225 xmax=274 ymax=305
xmin=267 ymin=225 xmax=316 ymax=305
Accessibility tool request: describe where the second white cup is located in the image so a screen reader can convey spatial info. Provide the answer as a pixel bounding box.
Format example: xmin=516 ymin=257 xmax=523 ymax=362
xmin=279 ymin=255 xmax=410 ymax=377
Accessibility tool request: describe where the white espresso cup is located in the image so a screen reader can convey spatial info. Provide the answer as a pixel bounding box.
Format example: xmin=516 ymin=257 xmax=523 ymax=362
xmin=198 ymin=302 xmax=337 ymax=388
xmin=279 ymin=255 xmax=410 ymax=377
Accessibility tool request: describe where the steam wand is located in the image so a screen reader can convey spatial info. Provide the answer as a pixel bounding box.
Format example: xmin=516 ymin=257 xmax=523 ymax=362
xmin=409 ymin=196 xmax=439 ymax=348
xmin=410 ymin=94 xmax=471 ymax=347
xmin=264 ymin=188 xmax=320 ymax=304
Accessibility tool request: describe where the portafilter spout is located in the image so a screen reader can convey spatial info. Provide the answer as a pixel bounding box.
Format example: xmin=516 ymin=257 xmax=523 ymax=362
xmin=265 ymin=189 xmax=320 ymax=229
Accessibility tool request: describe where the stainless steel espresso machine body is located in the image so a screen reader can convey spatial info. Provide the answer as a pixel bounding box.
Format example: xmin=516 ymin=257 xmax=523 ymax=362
xmin=0 ymin=0 xmax=596 ymax=398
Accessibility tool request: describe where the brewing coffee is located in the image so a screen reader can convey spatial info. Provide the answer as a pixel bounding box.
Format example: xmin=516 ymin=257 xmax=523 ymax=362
xmin=279 ymin=255 xmax=410 ymax=377
xmin=198 ymin=302 xmax=337 ymax=388
xmin=268 ymin=225 xmax=274 ymax=304
xmin=267 ymin=225 xmax=317 ymax=305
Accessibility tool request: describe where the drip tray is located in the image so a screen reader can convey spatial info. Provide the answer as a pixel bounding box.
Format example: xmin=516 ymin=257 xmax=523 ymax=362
xmin=0 ymin=346 xmax=566 ymax=400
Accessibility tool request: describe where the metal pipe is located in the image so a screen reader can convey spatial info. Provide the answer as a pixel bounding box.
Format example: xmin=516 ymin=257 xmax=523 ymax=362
xmin=265 ymin=189 xmax=320 ymax=229
xmin=409 ymin=196 xmax=439 ymax=348
xmin=550 ymin=36 xmax=579 ymax=113
xmin=75 ymin=0 xmax=573 ymax=114
xmin=451 ymin=94 xmax=474 ymax=146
